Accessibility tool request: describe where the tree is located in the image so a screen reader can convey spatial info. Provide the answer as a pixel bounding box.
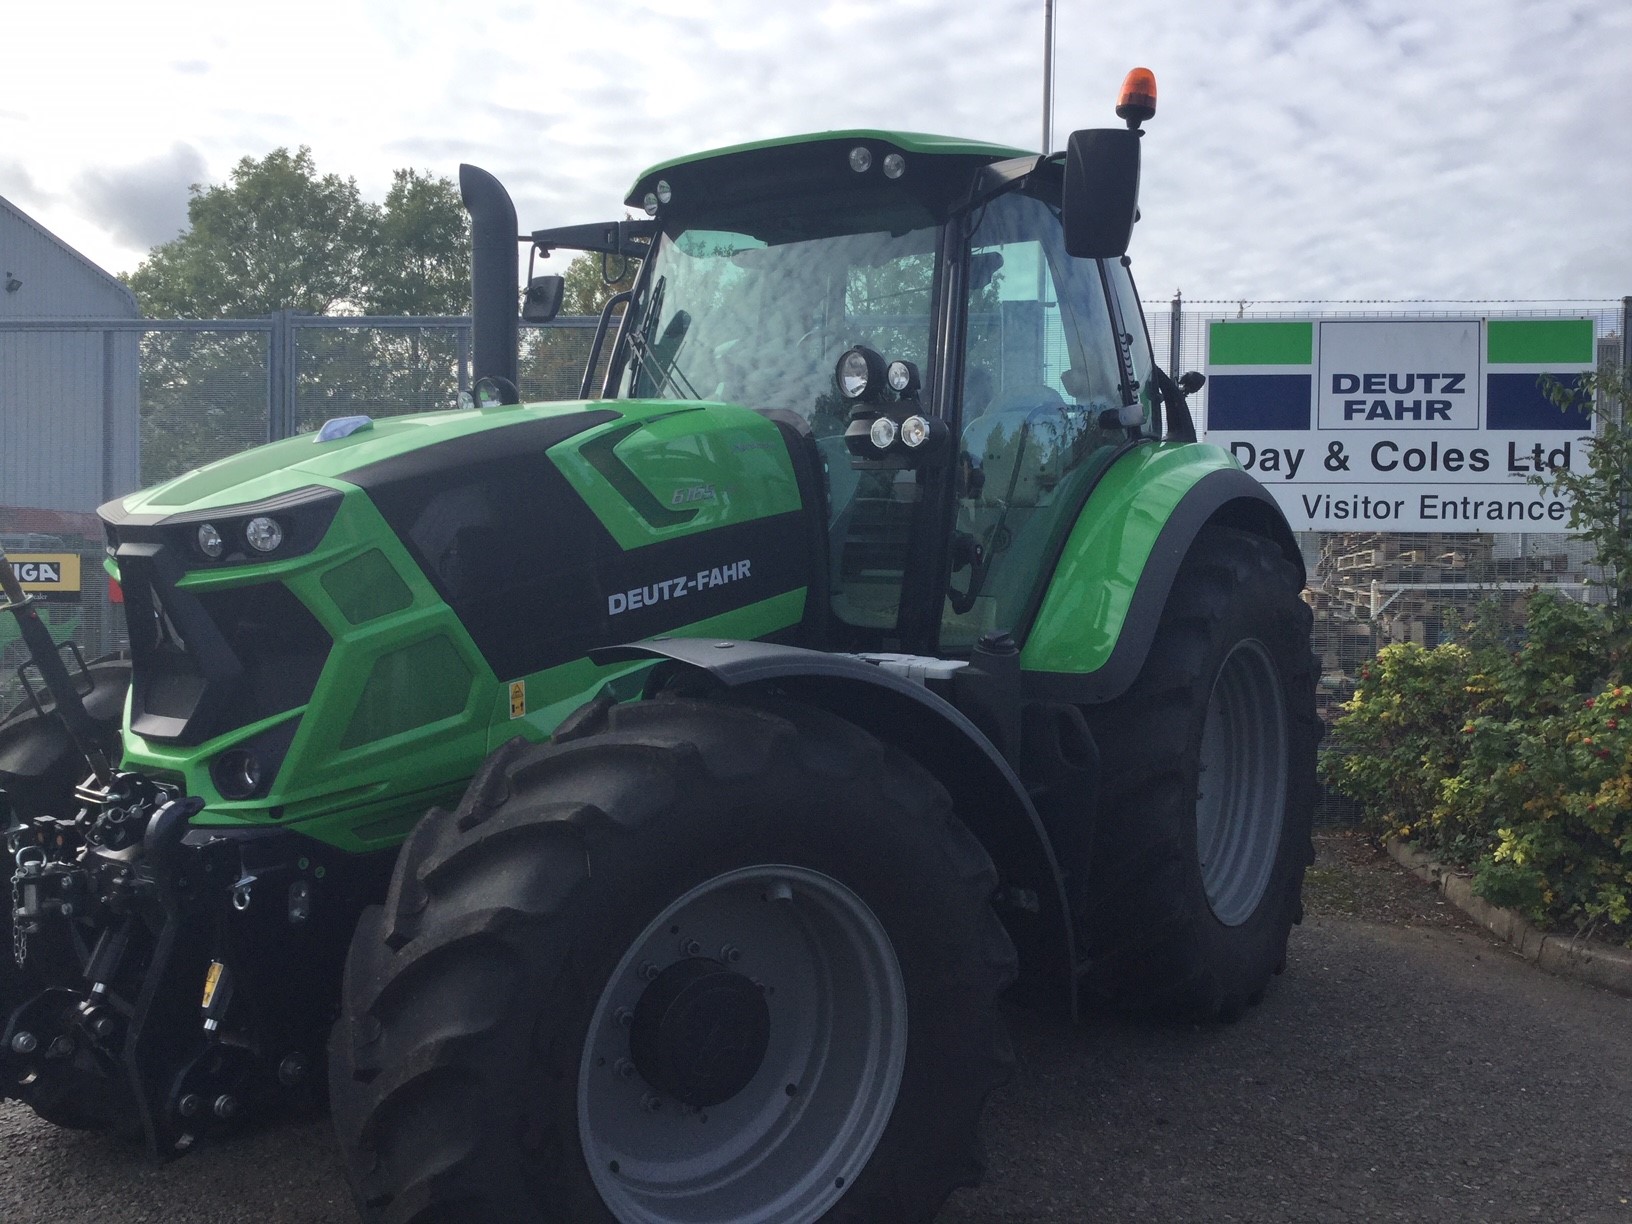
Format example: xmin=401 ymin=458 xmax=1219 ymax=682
xmin=1540 ymin=361 xmax=1632 ymax=659
xmin=126 ymin=148 xmax=370 ymax=317
xmin=122 ymin=150 xmax=473 ymax=483
xmin=519 ymin=252 xmax=640 ymax=401
xmin=123 ymin=148 xmax=468 ymax=318
xmin=360 ymin=169 xmax=470 ymax=316
xmin=562 ymin=250 xmax=637 ymax=316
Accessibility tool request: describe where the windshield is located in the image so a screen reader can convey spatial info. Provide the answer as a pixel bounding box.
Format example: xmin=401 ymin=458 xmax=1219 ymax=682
xmin=618 ymin=202 xmax=940 ymax=440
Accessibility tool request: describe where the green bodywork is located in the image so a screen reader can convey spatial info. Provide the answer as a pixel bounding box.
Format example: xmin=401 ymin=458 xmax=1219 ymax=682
xmin=100 ymin=127 xmax=1273 ymax=859
xmin=1021 ymin=442 xmax=1241 ymax=675
xmin=112 ymin=399 xmax=809 ymax=851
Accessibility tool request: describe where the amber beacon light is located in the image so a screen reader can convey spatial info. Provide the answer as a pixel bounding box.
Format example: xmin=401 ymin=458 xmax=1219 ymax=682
xmin=1116 ymin=67 xmax=1158 ymax=128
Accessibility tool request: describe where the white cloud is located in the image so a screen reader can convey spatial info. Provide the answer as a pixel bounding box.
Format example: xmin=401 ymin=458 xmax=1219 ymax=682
xmin=0 ymin=0 xmax=1625 ymax=302
xmin=73 ymin=144 xmax=207 ymax=251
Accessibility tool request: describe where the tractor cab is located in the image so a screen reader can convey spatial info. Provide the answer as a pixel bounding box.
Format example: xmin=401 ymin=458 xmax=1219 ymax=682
xmin=551 ymin=124 xmax=1160 ymax=657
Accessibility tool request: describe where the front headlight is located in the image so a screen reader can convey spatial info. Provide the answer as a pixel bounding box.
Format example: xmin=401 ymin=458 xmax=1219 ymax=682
xmin=244 ymin=516 xmax=284 ymax=553
xmin=837 ymin=346 xmax=886 ymax=401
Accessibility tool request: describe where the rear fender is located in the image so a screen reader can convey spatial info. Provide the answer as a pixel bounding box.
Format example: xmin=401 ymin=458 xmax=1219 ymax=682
xmin=593 ymin=638 xmax=1078 ymax=1011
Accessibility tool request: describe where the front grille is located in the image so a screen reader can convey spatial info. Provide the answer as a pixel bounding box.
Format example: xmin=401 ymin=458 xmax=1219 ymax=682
xmin=120 ymin=552 xmax=331 ymax=744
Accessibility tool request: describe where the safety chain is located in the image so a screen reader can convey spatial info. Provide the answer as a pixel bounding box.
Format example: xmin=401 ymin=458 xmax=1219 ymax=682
xmin=10 ymin=861 xmax=26 ymax=969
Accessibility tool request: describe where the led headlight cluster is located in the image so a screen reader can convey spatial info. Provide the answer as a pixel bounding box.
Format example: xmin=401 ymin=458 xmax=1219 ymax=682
xmin=837 ymin=346 xmax=887 ymax=401
xmin=642 ymin=179 xmax=674 ymax=216
xmin=193 ymin=515 xmax=286 ymax=560
xmin=859 ymin=412 xmax=937 ymax=454
xmin=849 ymin=146 xmax=907 ymax=179
xmin=837 ymin=347 xmax=940 ymax=456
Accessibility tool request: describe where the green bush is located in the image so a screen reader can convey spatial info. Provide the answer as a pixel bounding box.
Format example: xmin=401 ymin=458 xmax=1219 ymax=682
xmin=1324 ymin=592 xmax=1630 ymax=940
xmin=1326 ymin=359 xmax=1631 ymax=940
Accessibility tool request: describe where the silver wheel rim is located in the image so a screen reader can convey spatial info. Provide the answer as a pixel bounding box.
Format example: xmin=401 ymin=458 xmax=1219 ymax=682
xmin=579 ymin=864 xmax=907 ymax=1223
xmin=1196 ymin=639 xmax=1289 ymax=926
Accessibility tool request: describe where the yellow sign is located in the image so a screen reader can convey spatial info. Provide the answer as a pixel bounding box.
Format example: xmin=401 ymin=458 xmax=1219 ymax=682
xmin=509 ymin=680 xmax=526 ymax=719
xmin=201 ymin=960 xmax=225 ymax=1009
xmin=10 ymin=553 xmax=81 ymax=601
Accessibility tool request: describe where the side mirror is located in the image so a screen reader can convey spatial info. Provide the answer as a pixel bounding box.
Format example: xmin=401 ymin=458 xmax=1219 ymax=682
xmin=1061 ymin=128 xmax=1141 ymax=259
xmin=522 ymin=274 xmax=566 ymax=323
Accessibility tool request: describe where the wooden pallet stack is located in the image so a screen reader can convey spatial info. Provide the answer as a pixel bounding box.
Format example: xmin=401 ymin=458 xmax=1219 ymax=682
xmin=1306 ymin=530 xmax=1594 ymax=721
xmin=1310 ymin=531 xmax=1495 ymax=722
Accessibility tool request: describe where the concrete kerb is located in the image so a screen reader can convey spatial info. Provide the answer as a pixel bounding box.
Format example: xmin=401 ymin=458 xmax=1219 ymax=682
xmin=1385 ymin=838 xmax=1632 ymax=998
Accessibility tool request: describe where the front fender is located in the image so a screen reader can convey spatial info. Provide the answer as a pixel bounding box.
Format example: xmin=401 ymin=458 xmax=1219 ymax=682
xmin=1021 ymin=442 xmax=1300 ymax=704
xmin=592 ymin=638 xmax=1079 ymax=1012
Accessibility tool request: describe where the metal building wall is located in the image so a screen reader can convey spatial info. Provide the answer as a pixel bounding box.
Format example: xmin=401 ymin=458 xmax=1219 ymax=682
xmin=0 ymin=196 xmax=141 ymax=517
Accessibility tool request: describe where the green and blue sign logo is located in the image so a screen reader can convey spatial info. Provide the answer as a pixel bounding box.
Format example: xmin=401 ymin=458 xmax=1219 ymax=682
xmin=1207 ymin=317 xmax=1594 ymax=433
xmin=1485 ymin=319 xmax=1595 ymax=430
xmin=1202 ymin=316 xmax=1597 ymax=532
xmin=1206 ymin=321 xmax=1315 ymax=431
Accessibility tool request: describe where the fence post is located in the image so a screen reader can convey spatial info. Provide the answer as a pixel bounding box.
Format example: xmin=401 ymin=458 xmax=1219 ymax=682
xmin=267 ymin=311 xmax=285 ymax=442
xmin=1622 ymin=296 xmax=1631 ymax=414
xmin=1620 ymin=296 xmax=1631 ymax=616
xmin=1169 ymin=291 xmax=1182 ymax=375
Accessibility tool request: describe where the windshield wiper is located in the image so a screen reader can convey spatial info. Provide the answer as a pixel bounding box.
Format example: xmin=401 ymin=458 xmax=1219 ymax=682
xmin=625 ymin=277 xmax=701 ymax=400
xmin=627 ymin=324 xmax=702 ymax=401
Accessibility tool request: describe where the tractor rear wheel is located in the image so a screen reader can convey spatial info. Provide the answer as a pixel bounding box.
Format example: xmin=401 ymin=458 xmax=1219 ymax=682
xmin=1080 ymin=526 xmax=1317 ymax=1020
xmin=330 ymin=693 xmax=1015 ymax=1224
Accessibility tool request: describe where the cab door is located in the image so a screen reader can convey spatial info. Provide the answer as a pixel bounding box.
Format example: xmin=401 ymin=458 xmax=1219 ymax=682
xmin=942 ymin=184 xmax=1136 ymax=651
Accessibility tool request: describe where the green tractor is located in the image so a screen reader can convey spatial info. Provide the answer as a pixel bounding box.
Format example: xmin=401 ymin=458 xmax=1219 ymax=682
xmin=2 ymin=71 xmax=1316 ymax=1222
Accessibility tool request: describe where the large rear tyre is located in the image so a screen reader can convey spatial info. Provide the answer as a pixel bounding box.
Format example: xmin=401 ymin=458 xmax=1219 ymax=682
xmin=1079 ymin=526 xmax=1317 ymax=1020
xmin=331 ymin=694 xmax=1015 ymax=1224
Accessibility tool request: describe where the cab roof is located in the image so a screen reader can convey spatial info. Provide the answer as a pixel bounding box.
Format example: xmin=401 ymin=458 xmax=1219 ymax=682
xmin=625 ymin=130 xmax=1033 ymax=211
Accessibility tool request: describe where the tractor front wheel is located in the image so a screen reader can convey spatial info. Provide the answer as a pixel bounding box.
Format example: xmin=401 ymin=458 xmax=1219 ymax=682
xmin=331 ymin=693 xmax=1015 ymax=1223
xmin=1080 ymin=525 xmax=1318 ymax=1021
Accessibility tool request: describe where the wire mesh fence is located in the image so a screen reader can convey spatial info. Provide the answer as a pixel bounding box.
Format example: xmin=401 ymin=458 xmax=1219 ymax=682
xmin=2 ymin=301 xmax=1625 ymax=826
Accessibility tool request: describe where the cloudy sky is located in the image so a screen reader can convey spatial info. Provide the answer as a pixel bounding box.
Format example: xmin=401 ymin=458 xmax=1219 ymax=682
xmin=3 ymin=0 xmax=1628 ymax=307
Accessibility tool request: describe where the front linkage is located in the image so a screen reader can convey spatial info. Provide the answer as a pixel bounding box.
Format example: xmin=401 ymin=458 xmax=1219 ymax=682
xmin=3 ymin=765 xmax=386 ymax=1155
xmin=1 ymin=545 xmax=383 ymax=1156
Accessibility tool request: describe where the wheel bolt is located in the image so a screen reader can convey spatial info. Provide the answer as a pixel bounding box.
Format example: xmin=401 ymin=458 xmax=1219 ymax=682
xmin=615 ymin=1058 xmax=636 ymax=1080
xmin=10 ymin=1031 xmax=38 ymax=1055
xmin=614 ymin=1008 xmax=634 ymax=1028
xmin=46 ymin=1036 xmax=74 ymax=1060
xmin=721 ymin=944 xmax=742 ymax=964
xmin=680 ymin=938 xmax=701 ymax=957
xmin=640 ymin=1093 xmax=662 ymax=1113
xmin=178 ymin=1093 xmax=202 ymax=1118
xmin=640 ymin=961 xmax=659 ymax=981
xmin=212 ymin=1094 xmax=239 ymax=1120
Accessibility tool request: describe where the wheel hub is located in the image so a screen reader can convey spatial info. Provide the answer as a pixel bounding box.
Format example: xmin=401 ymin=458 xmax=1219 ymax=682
xmin=629 ymin=957 xmax=770 ymax=1107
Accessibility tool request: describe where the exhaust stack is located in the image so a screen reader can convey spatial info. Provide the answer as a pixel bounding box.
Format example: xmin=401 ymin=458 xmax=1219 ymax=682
xmin=459 ymin=164 xmax=519 ymax=389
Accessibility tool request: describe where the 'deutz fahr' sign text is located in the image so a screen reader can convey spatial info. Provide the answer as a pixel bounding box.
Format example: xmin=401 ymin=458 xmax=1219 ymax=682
xmin=1202 ymin=318 xmax=1595 ymax=531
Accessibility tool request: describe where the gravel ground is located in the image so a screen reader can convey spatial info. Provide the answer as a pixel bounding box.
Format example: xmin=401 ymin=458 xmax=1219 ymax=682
xmin=4 ymin=832 xmax=1630 ymax=1223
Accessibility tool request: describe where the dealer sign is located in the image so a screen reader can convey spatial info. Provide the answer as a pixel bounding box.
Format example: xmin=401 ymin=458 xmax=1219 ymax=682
xmin=1203 ymin=318 xmax=1595 ymax=531
xmin=6 ymin=553 xmax=82 ymax=602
